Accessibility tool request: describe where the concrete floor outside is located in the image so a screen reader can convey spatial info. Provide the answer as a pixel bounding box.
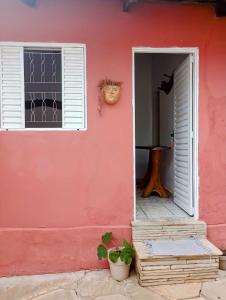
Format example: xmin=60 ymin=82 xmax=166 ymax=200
xmin=0 ymin=269 xmax=225 ymax=300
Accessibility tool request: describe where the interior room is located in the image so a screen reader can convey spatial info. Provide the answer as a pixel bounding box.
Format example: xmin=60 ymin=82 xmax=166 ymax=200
xmin=24 ymin=48 xmax=62 ymax=128
xmin=135 ymin=52 xmax=193 ymax=220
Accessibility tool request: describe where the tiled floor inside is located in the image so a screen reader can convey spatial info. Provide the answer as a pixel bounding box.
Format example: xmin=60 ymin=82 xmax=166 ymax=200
xmin=136 ymin=189 xmax=190 ymax=220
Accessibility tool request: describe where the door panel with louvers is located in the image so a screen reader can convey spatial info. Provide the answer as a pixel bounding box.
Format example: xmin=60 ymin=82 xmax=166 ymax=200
xmin=62 ymin=47 xmax=86 ymax=129
xmin=174 ymin=55 xmax=193 ymax=216
xmin=0 ymin=46 xmax=24 ymax=129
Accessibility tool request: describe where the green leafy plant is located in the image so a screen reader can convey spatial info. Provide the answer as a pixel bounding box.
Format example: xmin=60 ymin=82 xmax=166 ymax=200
xmin=97 ymin=232 xmax=135 ymax=265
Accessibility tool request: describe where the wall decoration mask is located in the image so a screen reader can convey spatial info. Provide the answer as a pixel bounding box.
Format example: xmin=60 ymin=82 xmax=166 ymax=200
xmin=98 ymin=79 xmax=122 ymax=113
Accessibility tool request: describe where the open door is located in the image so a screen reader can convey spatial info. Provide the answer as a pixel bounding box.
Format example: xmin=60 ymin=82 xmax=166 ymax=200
xmin=174 ymin=55 xmax=194 ymax=216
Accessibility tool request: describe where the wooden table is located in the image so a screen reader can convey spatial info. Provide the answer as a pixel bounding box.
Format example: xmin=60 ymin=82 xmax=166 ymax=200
xmin=136 ymin=146 xmax=170 ymax=198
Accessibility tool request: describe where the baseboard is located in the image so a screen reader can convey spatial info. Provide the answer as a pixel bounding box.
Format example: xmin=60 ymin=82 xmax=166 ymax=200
xmin=0 ymin=226 xmax=131 ymax=277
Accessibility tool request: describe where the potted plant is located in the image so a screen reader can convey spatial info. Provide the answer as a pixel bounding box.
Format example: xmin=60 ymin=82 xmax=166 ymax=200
xmin=97 ymin=232 xmax=135 ymax=281
xmin=219 ymin=250 xmax=226 ymax=270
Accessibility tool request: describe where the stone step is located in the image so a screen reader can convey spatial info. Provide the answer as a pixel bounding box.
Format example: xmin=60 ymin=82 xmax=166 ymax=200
xmin=134 ymin=237 xmax=222 ymax=286
xmin=132 ymin=219 xmax=207 ymax=241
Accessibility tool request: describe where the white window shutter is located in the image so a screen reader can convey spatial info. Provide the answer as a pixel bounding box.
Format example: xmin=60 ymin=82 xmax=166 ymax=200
xmin=0 ymin=46 xmax=24 ymax=129
xmin=62 ymin=47 xmax=86 ymax=130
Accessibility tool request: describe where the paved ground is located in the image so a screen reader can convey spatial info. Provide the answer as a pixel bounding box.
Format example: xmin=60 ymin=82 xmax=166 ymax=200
xmin=0 ymin=269 xmax=225 ymax=300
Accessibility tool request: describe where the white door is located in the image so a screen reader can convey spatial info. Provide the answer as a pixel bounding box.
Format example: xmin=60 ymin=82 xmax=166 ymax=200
xmin=174 ymin=55 xmax=194 ymax=216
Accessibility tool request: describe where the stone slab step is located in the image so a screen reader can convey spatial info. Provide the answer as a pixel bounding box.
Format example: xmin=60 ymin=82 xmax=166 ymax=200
xmin=134 ymin=238 xmax=222 ymax=287
xmin=138 ymin=278 xmax=217 ymax=287
xmin=132 ymin=219 xmax=207 ymax=241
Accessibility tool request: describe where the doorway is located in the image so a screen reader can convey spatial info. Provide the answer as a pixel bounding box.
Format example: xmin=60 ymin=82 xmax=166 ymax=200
xmin=133 ymin=48 xmax=199 ymax=221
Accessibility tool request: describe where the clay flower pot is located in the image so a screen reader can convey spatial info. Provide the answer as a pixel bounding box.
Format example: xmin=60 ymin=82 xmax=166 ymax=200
xmin=108 ymin=248 xmax=131 ymax=281
xmin=97 ymin=232 xmax=134 ymax=281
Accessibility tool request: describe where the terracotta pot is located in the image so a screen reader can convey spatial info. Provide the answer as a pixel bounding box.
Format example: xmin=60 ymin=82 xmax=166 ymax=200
xmin=219 ymin=255 xmax=226 ymax=270
xmin=108 ymin=248 xmax=131 ymax=281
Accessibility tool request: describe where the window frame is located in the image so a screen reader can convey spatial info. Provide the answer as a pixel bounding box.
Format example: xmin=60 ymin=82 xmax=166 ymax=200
xmin=0 ymin=42 xmax=87 ymax=131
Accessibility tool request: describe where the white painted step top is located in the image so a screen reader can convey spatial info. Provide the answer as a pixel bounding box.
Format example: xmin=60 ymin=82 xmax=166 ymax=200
xmin=134 ymin=238 xmax=222 ymax=260
xmin=132 ymin=219 xmax=206 ymax=226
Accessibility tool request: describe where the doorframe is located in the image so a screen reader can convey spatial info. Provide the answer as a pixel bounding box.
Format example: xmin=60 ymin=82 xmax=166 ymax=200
xmin=132 ymin=47 xmax=199 ymax=220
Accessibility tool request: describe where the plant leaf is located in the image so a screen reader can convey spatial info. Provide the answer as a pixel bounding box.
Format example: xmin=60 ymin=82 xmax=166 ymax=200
xmin=123 ymin=239 xmax=130 ymax=248
xmin=102 ymin=232 xmax=112 ymax=244
xmin=97 ymin=244 xmax=107 ymax=260
xmin=120 ymin=245 xmax=135 ymax=265
xmin=120 ymin=251 xmax=132 ymax=265
xmin=109 ymin=250 xmax=120 ymax=263
xmin=125 ymin=255 xmax=132 ymax=265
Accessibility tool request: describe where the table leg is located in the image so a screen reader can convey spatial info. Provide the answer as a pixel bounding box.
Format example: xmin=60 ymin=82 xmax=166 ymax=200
xmin=142 ymin=149 xmax=169 ymax=198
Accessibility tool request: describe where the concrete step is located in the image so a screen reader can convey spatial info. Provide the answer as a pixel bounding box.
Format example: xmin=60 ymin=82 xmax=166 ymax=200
xmin=134 ymin=238 xmax=222 ymax=286
xmin=132 ymin=219 xmax=207 ymax=241
xmin=132 ymin=219 xmax=222 ymax=286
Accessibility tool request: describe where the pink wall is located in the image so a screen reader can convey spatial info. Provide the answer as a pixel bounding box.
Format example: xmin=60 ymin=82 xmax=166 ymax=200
xmin=0 ymin=0 xmax=226 ymax=276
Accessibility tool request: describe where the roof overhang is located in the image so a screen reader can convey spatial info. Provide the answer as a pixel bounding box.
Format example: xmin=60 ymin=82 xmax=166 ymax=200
xmin=122 ymin=0 xmax=226 ymax=16
xmin=21 ymin=0 xmax=37 ymax=7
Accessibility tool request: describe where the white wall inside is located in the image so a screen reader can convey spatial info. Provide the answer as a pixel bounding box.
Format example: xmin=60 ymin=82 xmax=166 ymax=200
xmin=135 ymin=53 xmax=188 ymax=193
xmin=152 ymin=54 xmax=188 ymax=193
xmin=135 ymin=53 xmax=187 ymax=193
xmin=135 ymin=53 xmax=153 ymax=178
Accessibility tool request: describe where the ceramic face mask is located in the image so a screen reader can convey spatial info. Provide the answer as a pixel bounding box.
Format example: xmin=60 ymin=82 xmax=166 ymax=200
xmin=102 ymin=84 xmax=121 ymax=105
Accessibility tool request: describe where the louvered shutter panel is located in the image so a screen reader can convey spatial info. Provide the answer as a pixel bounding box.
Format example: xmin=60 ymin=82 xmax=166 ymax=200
xmin=62 ymin=47 xmax=85 ymax=129
xmin=0 ymin=46 xmax=24 ymax=129
xmin=174 ymin=55 xmax=193 ymax=216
